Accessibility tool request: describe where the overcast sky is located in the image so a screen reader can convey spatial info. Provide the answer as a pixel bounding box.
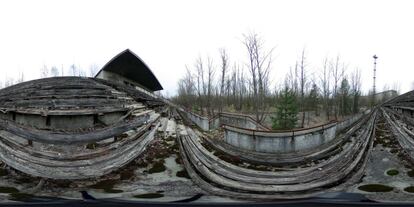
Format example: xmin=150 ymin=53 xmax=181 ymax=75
xmin=0 ymin=0 xmax=413 ymax=96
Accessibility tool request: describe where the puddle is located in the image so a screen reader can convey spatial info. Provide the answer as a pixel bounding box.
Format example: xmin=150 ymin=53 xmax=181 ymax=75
xmin=0 ymin=186 xmax=19 ymax=194
xmin=404 ymin=186 xmax=414 ymax=193
xmin=134 ymin=193 xmax=164 ymax=199
xmin=386 ymin=169 xmax=399 ymax=176
xmin=358 ymin=184 xmax=394 ymax=192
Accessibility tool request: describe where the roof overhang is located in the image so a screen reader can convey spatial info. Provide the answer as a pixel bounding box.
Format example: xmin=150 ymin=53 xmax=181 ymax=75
xmin=96 ymin=49 xmax=163 ymax=91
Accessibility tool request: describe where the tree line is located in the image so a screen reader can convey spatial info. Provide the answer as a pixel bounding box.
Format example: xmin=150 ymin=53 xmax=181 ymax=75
xmin=0 ymin=64 xmax=100 ymax=89
xmin=173 ymin=32 xmax=372 ymax=130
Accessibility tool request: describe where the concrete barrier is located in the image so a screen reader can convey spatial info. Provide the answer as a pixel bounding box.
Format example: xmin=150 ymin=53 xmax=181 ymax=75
xmin=178 ymin=109 xmax=268 ymax=131
xmin=178 ymin=108 xmax=210 ymax=131
xmin=209 ymin=112 xmax=269 ymax=130
xmin=223 ymin=113 xmax=363 ymax=153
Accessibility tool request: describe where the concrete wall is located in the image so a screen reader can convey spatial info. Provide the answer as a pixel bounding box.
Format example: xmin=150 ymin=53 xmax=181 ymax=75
xmin=223 ymin=113 xmax=363 ymax=153
xmin=179 ymin=110 xmax=267 ymax=131
xmin=210 ymin=113 xmax=268 ymax=130
xmin=179 ymin=109 xmax=210 ymax=131
xmin=0 ymin=111 xmax=125 ymax=130
xmin=96 ymin=70 xmax=160 ymax=100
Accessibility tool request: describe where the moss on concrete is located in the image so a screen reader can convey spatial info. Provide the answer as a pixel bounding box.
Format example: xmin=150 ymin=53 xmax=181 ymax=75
xmin=404 ymin=186 xmax=414 ymax=193
xmin=134 ymin=193 xmax=164 ymax=199
xmin=358 ymin=184 xmax=393 ymax=192
xmin=0 ymin=186 xmax=19 ymax=194
xmin=386 ymin=169 xmax=399 ymax=176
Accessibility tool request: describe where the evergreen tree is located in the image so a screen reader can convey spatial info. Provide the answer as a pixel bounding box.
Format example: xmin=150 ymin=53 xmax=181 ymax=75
xmin=272 ymin=87 xmax=298 ymax=130
xmin=307 ymin=83 xmax=320 ymax=116
xmin=339 ymin=78 xmax=351 ymax=116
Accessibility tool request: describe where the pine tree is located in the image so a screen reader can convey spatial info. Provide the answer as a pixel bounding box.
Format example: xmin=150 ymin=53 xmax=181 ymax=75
xmin=339 ymin=78 xmax=351 ymax=116
xmin=271 ymin=88 xmax=298 ymax=130
xmin=307 ymin=83 xmax=319 ymax=116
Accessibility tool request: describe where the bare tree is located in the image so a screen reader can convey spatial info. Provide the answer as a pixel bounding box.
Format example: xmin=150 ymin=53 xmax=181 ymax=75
xmin=78 ymin=67 xmax=87 ymax=77
xmin=243 ymin=32 xmax=274 ymax=123
xmin=4 ymin=78 xmax=14 ymax=88
xmin=298 ymin=48 xmax=308 ymax=127
xmin=194 ymin=57 xmax=205 ymax=114
xmin=89 ymin=64 xmax=100 ymax=77
xmin=177 ymin=68 xmax=195 ymax=109
xmin=219 ymin=48 xmax=229 ymax=112
xmin=320 ymin=57 xmax=331 ymax=120
xmin=350 ymin=68 xmax=362 ymax=113
xmin=50 ymin=66 xmax=60 ymax=77
xmin=40 ymin=64 xmax=49 ymax=78
xmin=16 ymin=72 xmax=25 ymax=83
xmin=69 ymin=64 xmax=78 ymax=76
xmin=206 ymin=56 xmax=215 ymax=116
xmin=331 ymin=56 xmax=345 ymax=120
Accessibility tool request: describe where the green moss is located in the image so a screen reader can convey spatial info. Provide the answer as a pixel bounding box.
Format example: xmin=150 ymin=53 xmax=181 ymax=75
xmin=0 ymin=186 xmax=19 ymax=194
xmin=390 ymin=148 xmax=398 ymax=154
xmin=90 ymin=179 xmax=117 ymax=189
xmin=0 ymin=169 xmax=8 ymax=176
xmin=86 ymin=143 xmax=97 ymax=149
xmin=358 ymin=184 xmax=393 ymax=192
xmin=148 ymin=160 xmax=166 ymax=174
xmin=134 ymin=193 xmax=164 ymax=199
xmin=136 ymin=161 xmax=149 ymax=168
xmin=120 ymin=170 xmax=134 ymax=180
xmin=386 ymin=169 xmax=399 ymax=176
xmin=104 ymin=188 xmax=123 ymax=193
xmin=408 ymin=170 xmax=414 ymax=177
xmin=9 ymin=193 xmax=33 ymax=201
xmin=176 ymin=170 xmax=190 ymax=179
xmin=90 ymin=179 xmax=122 ymax=193
xmin=404 ymin=186 xmax=414 ymax=193
xmin=175 ymin=157 xmax=183 ymax=164
xmin=14 ymin=176 xmax=33 ymax=184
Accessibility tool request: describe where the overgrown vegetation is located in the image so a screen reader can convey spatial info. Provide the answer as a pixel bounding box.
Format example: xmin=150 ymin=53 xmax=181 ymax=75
xmin=173 ymin=32 xmax=397 ymax=129
xmin=271 ymin=88 xmax=298 ymax=130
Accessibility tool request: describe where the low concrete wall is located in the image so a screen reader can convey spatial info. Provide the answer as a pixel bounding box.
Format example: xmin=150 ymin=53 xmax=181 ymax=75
xmin=178 ymin=109 xmax=210 ymax=131
xmin=178 ymin=110 xmax=267 ymax=131
xmin=223 ymin=113 xmax=363 ymax=153
xmin=209 ymin=112 xmax=269 ymax=130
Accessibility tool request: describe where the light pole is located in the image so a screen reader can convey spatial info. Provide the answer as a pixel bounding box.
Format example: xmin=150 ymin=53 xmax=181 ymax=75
xmin=372 ymin=55 xmax=378 ymax=106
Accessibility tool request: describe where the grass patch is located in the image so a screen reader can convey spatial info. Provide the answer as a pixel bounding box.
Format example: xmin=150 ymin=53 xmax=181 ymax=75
xmin=104 ymin=189 xmax=123 ymax=193
xmin=148 ymin=160 xmax=166 ymax=174
xmin=404 ymin=186 xmax=414 ymax=193
xmin=9 ymin=193 xmax=33 ymax=201
xmin=0 ymin=186 xmax=19 ymax=194
xmin=358 ymin=184 xmax=393 ymax=192
xmin=14 ymin=176 xmax=33 ymax=184
xmin=176 ymin=170 xmax=190 ymax=179
xmin=408 ymin=170 xmax=414 ymax=177
xmin=386 ymin=169 xmax=399 ymax=176
xmin=0 ymin=169 xmax=8 ymax=176
xmin=390 ymin=148 xmax=398 ymax=154
xmin=86 ymin=143 xmax=97 ymax=149
xmin=120 ymin=170 xmax=134 ymax=180
xmin=89 ymin=179 xmax=122 ymax=193
xmin=134 ymin=193 xmax=164 ymax=199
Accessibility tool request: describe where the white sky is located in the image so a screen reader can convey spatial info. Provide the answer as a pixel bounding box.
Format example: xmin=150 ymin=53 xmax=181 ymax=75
xmin=0 ymin=0 xmax=413 ymax=96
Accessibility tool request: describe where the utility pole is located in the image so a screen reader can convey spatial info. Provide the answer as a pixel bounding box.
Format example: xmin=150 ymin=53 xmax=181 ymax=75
xmin=372 ymin=55 xmax=378 ymax=106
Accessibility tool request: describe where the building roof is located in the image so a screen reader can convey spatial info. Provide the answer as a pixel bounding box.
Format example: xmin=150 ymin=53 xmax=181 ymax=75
xmin=96 ymin=49 xmax=163 ymax=91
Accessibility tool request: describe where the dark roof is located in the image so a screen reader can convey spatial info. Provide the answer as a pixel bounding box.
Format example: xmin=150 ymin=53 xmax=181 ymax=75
xmin=96 ymin=49 xmax=163 ymax=91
